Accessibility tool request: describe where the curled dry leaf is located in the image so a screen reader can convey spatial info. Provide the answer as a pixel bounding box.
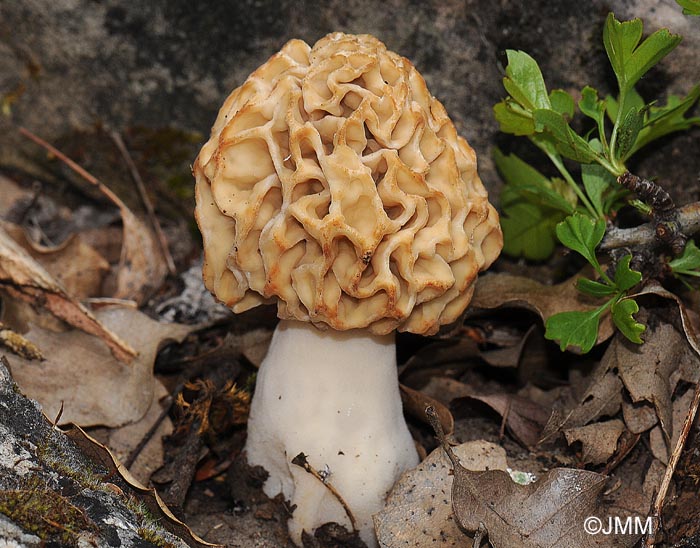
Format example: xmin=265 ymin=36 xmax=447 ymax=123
xmin=2 ymin=221 xmax=109 ymax=299
xmin=455 ymin=391 xmax=550 ymax=448
xmin=400 ymin=383 xmax=454 ymax=436
xmin=6 ymin=306 xmax=191 ymax=427
xmin=420 ymin=376 xmax=549 ymax=448
xmin=540 ymin=354 xmax=623 ymax=443
xmin=470 ymin=272 xmax=614 ymax=346
xmin=614 ymin=324 xmax=688 ymax=439
xmin=564 ymin=419 xmax=626 ymax=465
xmin=649 ymin=388 xmax=696 ymax=464
xmin=0 ymin=224 xmax=135 ymax=363
xmin=374 ymin=440 xmax=508 ymax=547
xmin=66 ymin=425 xmax=221 ymax=547
xmin=113 ymin=204 xmax=168 ymax=303
xmin=17 ymin=127 xmax=168 ymax=304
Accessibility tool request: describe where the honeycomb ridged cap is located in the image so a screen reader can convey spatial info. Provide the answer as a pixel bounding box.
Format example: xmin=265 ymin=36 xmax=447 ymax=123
xmin=194 ymin=32 xmax=503 ymax=335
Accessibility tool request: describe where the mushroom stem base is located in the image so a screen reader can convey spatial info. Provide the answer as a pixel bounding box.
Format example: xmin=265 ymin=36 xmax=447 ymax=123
xmin=244 ymin=320 xmax=418 ymax=547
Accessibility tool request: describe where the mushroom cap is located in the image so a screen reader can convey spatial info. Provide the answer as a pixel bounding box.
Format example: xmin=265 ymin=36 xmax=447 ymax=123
xmin=194 ymin=32 xmax=502 ymax=335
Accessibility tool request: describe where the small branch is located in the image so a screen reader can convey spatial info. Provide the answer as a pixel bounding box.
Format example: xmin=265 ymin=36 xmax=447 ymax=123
xmin=109 ymin=131 xmax=176 ymax=275
xmin=600 ymin=201 xmax=700 ymax=251
xmin=291 ymin=452 xmax=358 ymax=532
xmin=644 ymin=381 xmax=700 ymax=547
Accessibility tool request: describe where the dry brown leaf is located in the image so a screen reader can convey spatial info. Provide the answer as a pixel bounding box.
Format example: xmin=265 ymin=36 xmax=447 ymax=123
xmin=113 ymin=205 xmax=168 ymax=303
xmin=643 ymin=459 xmax=666 ymax=501
xmin=632 ymin=282 xmax=700 ymax=356
xmin=2 ymin=221 xmax=109 ymax=299
xmin=374 ymin=440 xmax=509 ymax=547
xmin=430 ymin=418 xmax=640 ymax=548
xmin=66 ymin=425 xmax=221 ymax=547
xmin=6 ymin=306 xmax=190 ymax=427
xmin=564 ymin=419 xmax=626 ymax=465
xmin=649 ymin=388 xmax=695 ymax=464
xmin=621 ymin=398 xmax=658 ymax=434
xmin=400 ymin=383 xmax=454 ymax=436
xmin=0 ymin=224 xmax=135 ymax=363
xmin=455 ymin=391 xmax=550 ymax=448
xmin=613 ymin=325 xmax=682 ymax=439
xmin=470 ymin=272 xmax=614 ymax=347
xmin=17 ymin=128 xmax=168 ymax=304
xmin=420 ymin=377 xmax=549 ymax=448
xmin=541 ymin=353 xmax=623 ymax=443
xmin=480 ymin=325 xmax=538 ymax=368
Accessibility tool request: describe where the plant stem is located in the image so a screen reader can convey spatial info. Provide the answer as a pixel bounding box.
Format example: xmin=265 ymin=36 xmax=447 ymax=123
xmin=544 ymin=150 xmax=598 ymax=218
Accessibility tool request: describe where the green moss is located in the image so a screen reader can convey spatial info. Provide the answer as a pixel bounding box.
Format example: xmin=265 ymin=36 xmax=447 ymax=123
xmin=35 ymin=436 xmax=106 ymax=491
xmin=137 ymin=525 xmax=179 ymax=548
xmin=0 ymin=474 xmax=97 ymax=546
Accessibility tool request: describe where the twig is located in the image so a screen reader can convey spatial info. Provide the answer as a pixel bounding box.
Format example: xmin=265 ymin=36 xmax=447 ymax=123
xmin=600 ymin=201 xmax=700 ymax=251
xmin=291 ymin=452 xmax=358 ymax=532
xmin=124 ymin=396 xmax=174 ymax=469
xmin=19 ymin=127 xmax=128 ymax=210
xmin=644 ymin=381 xmax=700 ymax=547
xmin=109 ymin=130 xmax=176 ymax=275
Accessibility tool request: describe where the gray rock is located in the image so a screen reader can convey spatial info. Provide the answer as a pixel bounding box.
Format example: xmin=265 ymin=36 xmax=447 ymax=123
xmin=0 ymin=356 xmax=191 ymax=548
xmin=1 ymin=0 xmax=698 ymax=202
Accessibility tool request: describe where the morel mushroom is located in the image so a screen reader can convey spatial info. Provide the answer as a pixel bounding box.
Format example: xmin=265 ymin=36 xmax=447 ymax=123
xmin=194 ymin=32 xmax=502 ymax=547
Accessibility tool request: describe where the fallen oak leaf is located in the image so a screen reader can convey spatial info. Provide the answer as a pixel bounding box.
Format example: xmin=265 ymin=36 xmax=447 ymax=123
xmin=564 ymin=419 xmax=626 ymax=465
xmin=2 ymin=220 xmax=110 ymax=299
xmin=454 ymin=391 xmax=549 ymax=448
xmin=470 ymin=272 xmax=614 ymax=348
xmin=540 ymin=356 xmax=623 ymax=443
xmin=0 ymin=224 xmax=136 ymax=363
xmin=426 ymin=407 xmax=638 ymax=548
xmin=6 ymin=306 xmax=191 ymax=427
xmin=374 ymin=439 xmax=509 ymax=547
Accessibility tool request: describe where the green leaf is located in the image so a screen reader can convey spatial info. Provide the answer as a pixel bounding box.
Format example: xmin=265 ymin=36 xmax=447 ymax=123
xmin=555 ymin=213 xmax=607 ymax=268
xmin=549 ymin=89 xmax=575 ymax=118
xmin=611 ymin=298 xmax=646 ymax=343
xmin=606 ymin=88 xmax=645 ymax=122
xmin=579 ymin=86 xmax=608 ymax=143
xmin=494 ymin=149 xmax=576 ymax=214
xmin=603 ymin=13 xmax=682 ymax=92
xmin=581 ymin=164 xmax=615 ymax=217
xmin=634 ymin=85 xmax=700 ymax=151
xmin=545 ymin=308 xmax=606 ymax=353
xmin=494 ymin=100 xmax=536 ymax=136
xmin=501 ymin=202 xmax=563 ymax=261
xmin=579 ymin=87 xmax=606 ymax=122
xmin=675 ymin=0 xmax=700 ymax=15
xmin=533 ymin=109 xmax=600 ymax=163
xmin=615 ymin=105 xmax=644 ymax=160
xmin=503 ymin=50 xmax=551 ymax=111
xmin=613 ymin=255 xmax=642 ymax=291
xmin=669 ymin=240 xmax=700 ymax=275
xmin=576 ymin=278 xmax=617 ymax=297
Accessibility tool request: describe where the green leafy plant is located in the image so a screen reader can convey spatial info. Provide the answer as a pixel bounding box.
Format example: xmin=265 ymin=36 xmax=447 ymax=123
xmin=675 ymin=0 xmax=700 ymax=16
xmin=494 ymin=13 xmax=700 ymax=352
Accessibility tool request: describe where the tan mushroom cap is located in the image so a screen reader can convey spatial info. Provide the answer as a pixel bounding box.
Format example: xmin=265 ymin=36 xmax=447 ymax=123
xmin=194 ymin=32 xmax=502 ymax=335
